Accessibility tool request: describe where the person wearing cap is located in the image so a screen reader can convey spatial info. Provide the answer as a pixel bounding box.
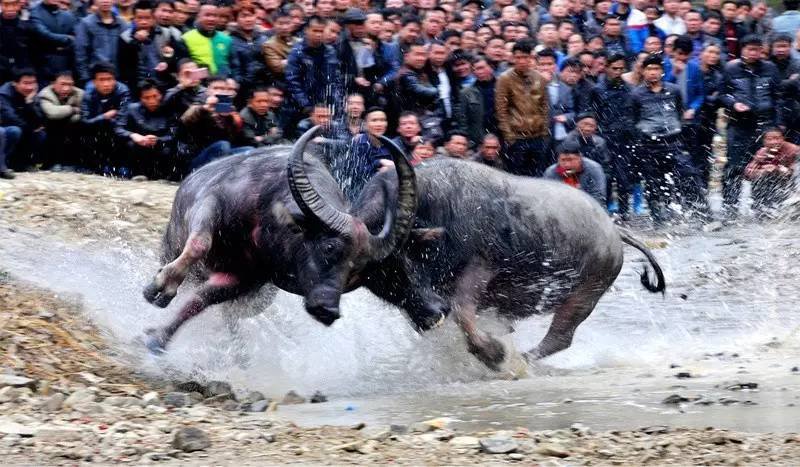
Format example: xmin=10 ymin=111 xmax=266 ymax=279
xmin=543 ymin=139 xmax=607 ymax=206
xmin=337 ymin=8 xmax=375 ymax=95
xmin=720 ymin=34 xmax=783 ymax=220
xmin=631 ymin=53 xmax=704 ymax=223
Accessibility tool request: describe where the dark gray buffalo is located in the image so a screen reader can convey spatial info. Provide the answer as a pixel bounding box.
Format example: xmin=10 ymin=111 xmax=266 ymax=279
xmin=141 ymin=128 xmax=418 ymax=353
xmin=351 ymin=155 xmax=665 ymax=369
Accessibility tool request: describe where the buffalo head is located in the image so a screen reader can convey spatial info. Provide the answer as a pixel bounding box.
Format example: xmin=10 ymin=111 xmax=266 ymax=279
xmin=284 ymin=126 xmax=417 ymax=325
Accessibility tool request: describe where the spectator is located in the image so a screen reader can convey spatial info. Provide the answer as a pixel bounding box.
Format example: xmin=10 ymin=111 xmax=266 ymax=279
xmin=543 ymin=140 xmax=607 ymax=205
xmin=654 ymin=0 xmax=687 ymax=35
xmin=36 ymin=71 xmax=84 ymax=170
xmin=743 ymin=128 xmax=800 ymax=216
xmin=229 ymin=7 xmax=268 ymax=96
xmin=565 ymin=112 xmax=610 ymax=170
xmin=342 ymin=107 xmax=391 ymax=197
xmin=118 ymin=0 xmax=188 ymax=95
xmin=392 ymin=40 xmax=440 ymax=137
xmin=602 ymin=16 xmax=631 ymax=58
xmin=391 ymin=111 xmax=423 ymax=154
xmin=769 ymin=34 xmax=799 ymax=80
xmin=153 ymin=0 xmax=182 ymax=34
xmin=495 ymin=40 xmax=549 ymax=176
xmin=617 ymin=0 xmax=649 ymax=53
xmin=115 ymin=78 xmax=176 ymax=178
xmin=162 ymin=59 xmax=206 ymax=118
xmin=81 ymin=62 xmax=131 ymax=176
xmin=363 ymin=10 xmax=400 ymax=105
xmin=631 ymin=53 xmax=701 ymax=223
xmin=29 ymin=0 xmax=77 ymax=85
xmin=684 ymin=10 xmax=720 ymax=60
xmin=474 ymin=133 xmax=503 ymax=169
xmin=720 ymin=34 xmax=782 ymax=220
xmin=437 ymin=130 xmax=470 ymax=158
xmin=344 ymin=92 xmax=365 ymax=136
xmin=75 ymin=0 xmax=128 ymax=85
xmin=285 ymin=16 xmax=342 ymax=131
xmin=410 ymin=137 xmax=435 ymax=164
xmin=772 ymin=0 xmax=800 ymax=36
xmin=181 ymin=75 xmax=250 ymax=171
xmin=720 ymin=0 xmax=746 ymax=61
xmin=428 ymin=40 xmax=458 ymax=132
xmin=0 ymin=0 xmax=33 ymax=84
xmin=697 ymin=42 xmax=723 ymax=183
xmin=182 ymin=2 xmax=234 ymax=77
xmin=0 ymin=68 xmax=45 ymax=170
xmin=459 ymin=55 xmax=496 ymax=148
xmin=338 ymin=8 xmax=372 ymax=95
xmin=262 ymin=10 xmax=294 ymax=81
xmin=543 ymin=49 xmax=577 ymax=151
xmin=240 ymin=85 xmax=285 ymax=147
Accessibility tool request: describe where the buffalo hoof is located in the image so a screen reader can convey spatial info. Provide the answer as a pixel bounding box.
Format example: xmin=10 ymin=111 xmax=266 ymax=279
xmin=410 ymin=310 xmax=448 ymax=333
xmin=143 ymin=282 xmax=176 ymax=308
xmin=307 ymin=306 xmax=340 ymax=326
xmin=143 ymin=328 xmax=168 ymax=355
xmin=468 ymin=336 xmax=506 ymax=371
xmin=142 ymin=282 xmax=161 ymax=303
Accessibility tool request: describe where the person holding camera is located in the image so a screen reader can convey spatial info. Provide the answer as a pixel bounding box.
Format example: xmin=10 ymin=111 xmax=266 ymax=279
xmin=179 ymin=75 xmax=251 ymax=171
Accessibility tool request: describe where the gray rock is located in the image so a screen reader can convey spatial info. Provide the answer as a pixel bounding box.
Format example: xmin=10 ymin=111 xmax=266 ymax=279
xmin=63 ymin=389 xmax=97 ymax=407
xmin=449 ymin=436 xmax=480 ymax=448
xmin=43 ymin=393 xmax=66 ymax=412
xmin=261 ymin=433 xmax=276 ymax=443
xmin=172 ymin=427 xmax=211 ymax=452
xmin=163 ymin=392 xmax=193 ymax=408
xmin=361 ymin=426 xmax=393 ymax=442
xmin=662 ymin=394 xmax=692 ymax=405
xmin=248 ymin=400 xmax=270 ymax=412
xmin=221 ymin=400 xmax=239 ymax=411
xmin=35 ymin=426 xmax=86 ymax=442
xmin=726 ymin=382 xmax=758 ymax=391
xmin=409 ymin=422 xmax=435 ymax=433
xmin=103 ymin=396 xmax=143 ymax=408
xmin=188 ymin=392 xmax=205 ymax=404
xmin=533 ymin=443 xmax=570 ymax=458
xmin=204 ymin=381 xmax=233 ymax=398
xmin=310 ymin=391 xmax=327 ymax=403
xmin=142 ymin=392 xmax=161 ymax=406
xmin=242 ymin=391 xmax=266 ymax=404
xmin=73 ymin=402 xmax=105 ymax=414
xmin=280 ymin=390 xmax=306 ymax=405
xmin=0 ymin=386 xmax=25 ymax=403
xmin=0 ymin=375 xmax=37 ymax=390
xmin=641 ymin=425 xmax=670 ymax=435
xmin=570 ymin=423 xmax=592 ymax=436
xmin=204 ymin=393 xmax=234 ymax=404
xmin=390 ymin=424 xmax=408 ymax=434
xmin=480 ymin=437 xmax=519 ymax=454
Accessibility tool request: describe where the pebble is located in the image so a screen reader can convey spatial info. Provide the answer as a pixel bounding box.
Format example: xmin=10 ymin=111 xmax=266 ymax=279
xmin=63 ymin=389 xmax=96 ymax=407
xmin=726 ymin=382 xmax=759 ymax=391
xmin=449 ymin=436 xmax=480 ymax=448
xmin=141 ymin=391 xmax=161 ymax=406
xmin=42 ymin=393 xmax=65 ymax=412
xmin=103 ymin=396 xmax=143 ymax=408
xmin=35 ymin=426 xmax=86 ymax=442
xmin=280 ymin=390 xmax=306 ymax=405
xmin=172 ymin=427 xmax=211 ymax=452
xmin=0 ymin=375 xmax=37 ymax=390
xmin=310 ymin=391 xmax=328 ymax=403
xmin=242 ymin=391 xmax=266 ymax=404
xmin=163 ymin=392 xmax=193 ymax=408
xmin=0 ymin=422 xmax=36 ymax=437
xmin=479 ymin=437 xmax=518 ymax=454
xmin=204 ymin=381 xmax=233 ymax=398
xmin=248 ymin=400 xmax=270 ymax=412
xmin=662 ymin=394 xmax=693 ymax=405
xmin=174 ymin=381 xmax=206 ymax=394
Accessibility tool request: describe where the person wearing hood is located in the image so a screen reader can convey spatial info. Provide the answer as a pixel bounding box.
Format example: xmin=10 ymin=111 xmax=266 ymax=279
xmin=182 ymin=2 xmax=234 ymax=77
xmin=118 ymin=0 xmax=188 ymax=95
xmin=75 ymin=0 xmax=129 ymax=85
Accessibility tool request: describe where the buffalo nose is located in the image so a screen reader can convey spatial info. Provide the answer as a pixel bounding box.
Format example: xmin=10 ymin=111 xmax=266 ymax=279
xmin=306 ymin=304 xmax=341 ymax=326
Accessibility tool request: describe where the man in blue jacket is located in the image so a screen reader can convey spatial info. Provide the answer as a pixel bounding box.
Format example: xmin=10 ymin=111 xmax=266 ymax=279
xmin=664 ymin=35 xmax=705 ymax=190
xmin=81 ymin=62 xmax=131 ymax=176
xmin=29 ymin=0 xmax=77 ymax=85
xmin=75 ymin=0 xmax=128 ymax=85
xmin=285 ymin=15 xmax=342 ymax=137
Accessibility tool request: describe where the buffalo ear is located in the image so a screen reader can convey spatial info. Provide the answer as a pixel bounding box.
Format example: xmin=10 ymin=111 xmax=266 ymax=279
xmin=410 ymin=227 xmax=445 ymax=244
xmin=272 ymin=202 xmax=304 ymax=233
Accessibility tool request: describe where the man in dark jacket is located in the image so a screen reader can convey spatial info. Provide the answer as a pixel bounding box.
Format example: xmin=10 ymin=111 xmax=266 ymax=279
xmin=390 ymin=40 xmax=440 ymax=138
xmin=81 ymin=62 xmax=131 ymax=175
xmin=162 ymin=59 xmax=206 ymax=118
xmin=363 ymin=11 xmax=400 ymax=106
xmin=75 ymin=0 xmax=128 ymax=85
xmin=589 ymin=53 xmax=636 ymax=217
xmin=29 ymin=0 xmax=76 ymax=85
xmin=240 ymin=85 xmax=285 ymax=146
xmin=720 ymin=34 xmax=783 ymax=219
xmin=631 ymin=54 xmax=703 ymax=223
xmin=228 ymin=7 xmax=268 ymax=98
xmin=0 ymin=0 xmax=33 ymax=84
xmin=115 ymin=79 xmax=176 ymax=179
xmin=0 ymin=68 xmax=45 ymax=170
xmin=118 ymin=0 xmax=187 ymax=95
xmin=458 ymin=55 xmax=496 ymax=148
xmin=285 ymin=16 xmax=342 ymax=128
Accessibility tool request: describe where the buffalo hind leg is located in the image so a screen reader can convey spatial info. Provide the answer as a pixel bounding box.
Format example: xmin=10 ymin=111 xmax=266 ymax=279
xmin=452 ymin=260 xmax=505 ymax=370
xmin=525 ymin=279 xmax=607 ymax=361
xmin=144 ymin=199 xmax=218 ymax=307
xmin=144 ymin=272 xmax=247 ymax=354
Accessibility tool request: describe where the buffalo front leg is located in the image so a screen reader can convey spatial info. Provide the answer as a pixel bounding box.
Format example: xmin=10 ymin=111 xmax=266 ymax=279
xmin=451 ymin=260 xmax=505 ymax=370
xmin=144 ymin=272 xmax=246 ymax=354
xmin=525 ymin=279 xmax=607 ymax=361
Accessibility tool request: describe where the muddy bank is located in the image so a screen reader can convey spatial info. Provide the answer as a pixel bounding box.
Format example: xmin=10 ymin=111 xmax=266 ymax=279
xmin=2 ymin=171 xmax=800 ymax=465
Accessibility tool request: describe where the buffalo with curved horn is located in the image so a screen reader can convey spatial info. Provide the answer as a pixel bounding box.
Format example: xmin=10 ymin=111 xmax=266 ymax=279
xmin=141 ymin=126 xmax=422 ymax=352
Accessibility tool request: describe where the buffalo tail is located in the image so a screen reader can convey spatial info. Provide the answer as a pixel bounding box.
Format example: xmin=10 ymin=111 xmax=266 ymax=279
xmin=617 ymin=228 xmax=666 ymax=295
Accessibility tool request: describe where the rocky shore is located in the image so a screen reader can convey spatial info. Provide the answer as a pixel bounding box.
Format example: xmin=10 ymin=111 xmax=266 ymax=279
xmin=2 ymin=171 xmax=800 ymax=465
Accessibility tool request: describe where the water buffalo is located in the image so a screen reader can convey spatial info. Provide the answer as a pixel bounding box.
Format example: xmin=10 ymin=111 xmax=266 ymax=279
xmin=343 ymin=152 xmax=666 ymax=370
xmin=141 ymin=128 xmax=419 ymax=353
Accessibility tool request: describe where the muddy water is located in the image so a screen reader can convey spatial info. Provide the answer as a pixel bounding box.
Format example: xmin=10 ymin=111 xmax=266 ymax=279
xmin=2 ymin=221 xmax=800 ymax=433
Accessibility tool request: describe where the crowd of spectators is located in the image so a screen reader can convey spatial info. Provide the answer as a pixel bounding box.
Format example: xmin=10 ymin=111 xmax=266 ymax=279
xmin=2 ymin=0 xmax=800 ymax=222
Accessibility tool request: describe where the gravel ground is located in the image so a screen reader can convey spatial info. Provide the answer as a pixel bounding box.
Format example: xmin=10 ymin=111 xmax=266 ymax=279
xmin=2 ymin=171 xmax=800 ymax=465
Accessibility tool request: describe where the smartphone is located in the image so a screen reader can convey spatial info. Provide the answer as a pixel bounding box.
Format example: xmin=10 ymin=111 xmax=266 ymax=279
xmin=189 ymin=67 xmax=208 ymax=81
xmin=214 ymin=94 xmax=234 ymax=114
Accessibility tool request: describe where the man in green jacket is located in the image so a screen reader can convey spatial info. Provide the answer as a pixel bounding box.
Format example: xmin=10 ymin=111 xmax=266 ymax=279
xmin=182 ymin=3 xmax=234 ymax=76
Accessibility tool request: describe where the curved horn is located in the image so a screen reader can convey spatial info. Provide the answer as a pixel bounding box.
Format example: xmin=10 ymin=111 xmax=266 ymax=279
xmin=366 ymin=135 xmax=418 ymax=260
xmin=288 ymin=125 xmax=354 ymax=235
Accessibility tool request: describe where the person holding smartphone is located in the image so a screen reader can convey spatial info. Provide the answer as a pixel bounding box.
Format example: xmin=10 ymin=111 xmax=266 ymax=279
xmin=162 ymin=59 xmax=207 ymax=117
xmin=178 ymin=75 xmax=252 ymax=172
